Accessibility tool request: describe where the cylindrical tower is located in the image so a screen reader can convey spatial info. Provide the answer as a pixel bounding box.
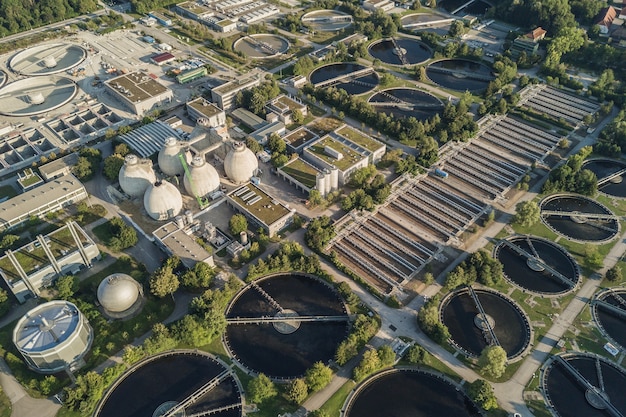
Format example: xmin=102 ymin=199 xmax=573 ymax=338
xmin=119 ymin=154 xmax=157 ymax=197
xmin=158 ymin=137 xmax=190 ymax=177
xmin=224 ymin=141 xmax=258 ymax=184
xmin=316 ymin=172 xmax=327 ymax=196
xmin=13 ymin=301 xmax=93 ymax=374
xmin=185 ymin=210 xmax=194 ymax=224
xmin=183 ymin=155 xmax=220 ymax=198
xmin=240 ymin=231 xmax=248 ymax=245
xmin=330 ymin=168 xmax=339 ymax=191
xmin=143 ymin=180 xmax=183 ymax=221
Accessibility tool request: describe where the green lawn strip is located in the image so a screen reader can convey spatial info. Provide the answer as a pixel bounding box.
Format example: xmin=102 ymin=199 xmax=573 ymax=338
xmin=318 ymin=380 xmax=355 ymax=417
xmin=91 ymin=221 xmax=115 ymax=245
xmin=527 ymin=399 xmax=553 ymax=417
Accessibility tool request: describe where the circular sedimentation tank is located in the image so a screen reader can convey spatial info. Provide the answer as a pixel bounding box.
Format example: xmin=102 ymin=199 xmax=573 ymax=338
xmin=9 ymin=43 xmax=86 ymax=76
xmin=494 ymin=235 xmax=580 ymax=296
xmin=592 ymin=287 xmax=626 ymax=351
xmin=95 ymin=350 xmax=242 ymax=417
xmin=440 ymin=287 xmax=531 ymax=359
xmin=440 ymin=0 xmax=492 ymax=14
xmin=233 ymin=34 xmax=290 ymax=59
xmin=368 ymin=38 xmax=432 ymax=65
xmin=368 ymin=87 xmax=443 ymax=120
xmin=344 ymin=368 xmax=481 ymax=417
xmin=119 ymin=154 xmax=157 ymax=198
xmin=144 ymin=180 xmax=183 ymax=221
xmin=224 ymin=273 xmax=349 ymax=379
xmin=582 ymin=158 xmax=626 ymax=198
xmin=540 ymin=194 xmax=619 ymax=243
xmin=0 ymin=76 xmax=77 ymax=117
xmin=426 ymin=59 xmax=494 ymax=92
xmin=309 ymin=63 xmax=379 ymax=95
xmin=542 ymin=353 xmax=626 ymax=417
xmin=301 ymin=9 xmax=353 ymax=32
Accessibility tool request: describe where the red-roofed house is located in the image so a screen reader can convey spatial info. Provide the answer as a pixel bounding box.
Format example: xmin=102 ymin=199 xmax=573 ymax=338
xmin=595 ymin=6 xmax=617 ymax=34
xmin=510 ymin=27 xmax=546 ymax=58
xmin=150 ymin=52 xmax=175 ymax=66
xmin=525 ymin=27 xmax=547 ymax=42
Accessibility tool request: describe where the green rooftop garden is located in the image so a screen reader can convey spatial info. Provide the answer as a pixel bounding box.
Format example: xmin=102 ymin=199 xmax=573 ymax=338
xmin=337 ymin=125 xmax=382 ymax=152
xmin=307 ymin=136 xmax=365 ymax=171
xmin=281 ymin=158 xmax=319 ymax=188
xmin=230 ymin=185 xmax=291 ymax=225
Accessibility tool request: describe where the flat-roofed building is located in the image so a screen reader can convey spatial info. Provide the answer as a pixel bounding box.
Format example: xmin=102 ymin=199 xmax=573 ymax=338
xmin=226 ymin=183 xmax=295 ymax=237
xmin=231 ymin=108 xmax=266 ymax=130
xmin=175 ymin=1 xmax=213 ymax=20
xmin=251 ymin=121 xmax=285 ymax=144
xmin=177 ymin=66 xmax=208 ymax=84
xmin=119 ymin=120 xmax=181 ymax=158
xmin=0 ymin=222 xmax=100 ymax=303
xmin=151 ymin=52 xmax=176 ymax=66
xmin=211 ymin=72 xmax=263 ymax=110
xmin=278 ymin=157 xmax=337 ymax=195
xmin=187 ymin=97 xmax=226 ymax=126
xmin=0 ymin=174 xmax=87 ymax=231
xmin=265 ymin=94 xmax=308 ymax=125
xmin=38 ymin=153 xmax=79 ymax=181
xmin=284 ymin=126 xmax=319 ymax=154
xmin=149 ymin=11 xmax=173 ymax=26
xmin=363 ymin=0 xmax=394 ymax=11
xmin=302 ymin=125 xmax=385 ymax=184
xmin=104 ymin=72 xmax=173 ymax=115
xmin=153 ymin=220 xmax=215 ymax=269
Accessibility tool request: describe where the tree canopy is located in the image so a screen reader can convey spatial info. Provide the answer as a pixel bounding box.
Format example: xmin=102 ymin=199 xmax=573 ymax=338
xmin=229 ymin=214 xmax=248 ymax=236
xmin=0 ymin=0 xmax=97 ymax=36
xmin=478 ymin=345 xmax=507 ymax=379
xmin=466 ymin=379 xmax=498 ymax=410
xmin=513 ymin=201 xmax=540 ymax=227
xmin=247 ymin=374 xmax=277 ymax=404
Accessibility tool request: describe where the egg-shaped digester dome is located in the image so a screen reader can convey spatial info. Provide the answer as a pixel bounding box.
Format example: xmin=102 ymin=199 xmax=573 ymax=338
xmin=13 ymin=300 xmax=93 ymax=374
xmin=183 ymin=155 xmax=220 ymax=198
xmin=158 ymin=137 xmax=191 ymax=177
xmin=144 ymin=180 xmax=183 ymax=221
xmin=224 ymin=141 xmax=258 ymax=184
xmin=119 ymin=154 xmax=157 ymax=197
xmin=97 ymin=273 xmax=142 ymax=315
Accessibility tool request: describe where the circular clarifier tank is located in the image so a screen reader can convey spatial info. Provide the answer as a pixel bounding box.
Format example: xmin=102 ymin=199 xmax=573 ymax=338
xmin=368 ymin=38 xmax=432 ymax=65
xmin=582 ymin=158 xmax=626 ymax=198
xmin=441 ymin=287 xmax=531 ymax=359
xmin=494 ymin=235 xmax=580 ymax=296
xmin=309 ymin=63 xmax=379 ymax=95
xmin=592 ymin=287 xmax=626 ymax=351
xmin=233 ymin=34 xmax=290 ymax=59
xmin=0 ymin=76 xmax=78 ymax=117
xmin=540 ymin=194 xmax=619 ymax=243
xmin=542 ymin=353 xmax=626 ymax=417
xmin=9 ymin=43 xmax=86 ymax=76
xmin=95 ymin=350 xmax=242 ymax=417
xmin=368 ymin=87 xmax=443 ymax=121
xmin=426 ymin=59 xmax=494 ymax=92
xmin=224 ymin=273 xmax=349 ymax=379
xmin=344 ymin=368 xmax=481 ymax=417
xmin=301 ymin=9 xmax=354 ymax=32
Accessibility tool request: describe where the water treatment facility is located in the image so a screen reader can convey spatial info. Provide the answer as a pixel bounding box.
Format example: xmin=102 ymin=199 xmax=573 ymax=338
xmin=1 ymin=2 xmax=626 ymax=417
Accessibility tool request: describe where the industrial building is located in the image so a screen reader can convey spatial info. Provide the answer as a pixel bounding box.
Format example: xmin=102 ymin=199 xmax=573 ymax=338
xmin=150 ymin=52 xmax=176 ymax=66
xmin=153 ymin=213 xmax=215 ymax=269
xmin=283 ymin=126 xmax=319 ymax=154
xmin=302 ymin=125 xmax=385 ymax=185
xmin=119 ymin=120 xmax=182 ymax=158
xmin=104 ymin=72 xmax=173 ymax=115
xmin=211 ymin=71 xmax=263 ymax=110
xmin=38 ymin=153 xmax=79 ymax=181
xmin=277 ymin=157 xmax=339 ymax=196
xmin=97 ymin=273 xmax=144 ymax=319
xmin=0 ymin=127 xmax=59 ymax=176
xmin=0 ymin=174 xmax=87 ymax=231
xmin=226 ymin=183 xmax=295 ymax=237
xmin=0 ymin=221 xmax=100 ymax=303
xmin=148 ymin=11 xmax=173 ymax=26
xmin=362 ymin=0 xmax=395 ymax=11
xmin=186 ymin=97 xmax=226 ymax=126
xmin=265 ymin=94 xmax=308 ymax=125
xmin=177 ymin=66 xmax=208 ymax=84
xmin=13 ymin=300 xmax=93 ymax=373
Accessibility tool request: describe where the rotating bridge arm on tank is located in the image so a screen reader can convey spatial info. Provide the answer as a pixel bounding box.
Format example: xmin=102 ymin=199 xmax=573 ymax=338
xmin=499 ymin=239 xmax=575 ymax=287
xmin=226 ymin=315 xmax=351 ymax=324
xmin=593 ymin=299 xmax=626 ymax=319
xmin=389 ymin=38 xmax=409 ymax=65
xmin=184 ymin=403 xmax=241 ymax=417
xmin=466 ymin=286 xmax=501 ymax=347
xmin=250 ymin=281 xmax=285 ymax=313
xmin=161 ymin=370 xmax=231 ymax=417
xmin=554 ymin=356 xmax=623 ymax=417
xmin=540 ymin=211 xmax=620 ymax=222
xmin=597 ymin=168 xmax=626 ymax=186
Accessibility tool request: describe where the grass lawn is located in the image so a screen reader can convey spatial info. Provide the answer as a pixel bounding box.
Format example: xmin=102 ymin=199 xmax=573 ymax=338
xmin=92 ymin=220 xmax=115 ymax=245
xmin=0 ymin=387 xmax=11 ymax=417
xmin=281 ymin=159 xmax=318 ymax=188
xmin=318 ymin=380 xmax=355 ymax=417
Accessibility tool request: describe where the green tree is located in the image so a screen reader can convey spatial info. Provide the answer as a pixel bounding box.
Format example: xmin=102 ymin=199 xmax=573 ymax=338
xmin=478 ymin=345 xmax=507 ymax=379
xmin=292 ymin=108 xmax=304 ymax=124
xmin=513 ymin=200 xmax=540 ymax=227
xmin=149 ymin=267 xmax=180 ymax=298
xmin=246 ymin=137 xmax=263 ymax=154
xmin=467 ymin=379 xmax=498 ymax=410
xmin=606 ymin=265 xmax=622 ymax=282
xmin=268 ymin=133 xmax=286 ymax=154
xmin=56 ymin=275 xmax=78 ymax=299
xmin=0 ymin=234 xmax=19 ymax=250
xmin=353 ymin=349 xmax=381 ymax=382
xmin=229 ymin=214 xmax=248 ymax=235
xmin=377 ymin=345 xmax=396 ymax=366
xmin=448 ymin=20 xmax=466 ymax=37
xmin=181 ymin=262 xmax=215 ymax=289
xmin=247 ymin=373 xmax=277 ymax=404
xmin=72 ymin=156 xmax=94 ymax=180
xmin=103 ymin=154 xmax=125 ymax=181
xmin=287 ymin=378 xmax=308 ymax=404
xmin=405 ymin=344 xmax=426 ymax=364
xmin=305 ymin=362 xmax=333 ymax=392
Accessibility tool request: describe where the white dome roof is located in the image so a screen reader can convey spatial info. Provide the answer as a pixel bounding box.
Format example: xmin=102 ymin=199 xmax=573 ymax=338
xmin=119 ymin=154 xmax=156 ymax=197
xmin=97 ymin=274 xmax=141 ymax=313
xmin=158 ymin=137 xmax=190 ymax=177
xmin=224 ymin=141 xmax=258 ymax=184
xmin=183 ymin=156 xmax=220 ymax=198
xmin=144 ymin=180 xmax=183 ymax=221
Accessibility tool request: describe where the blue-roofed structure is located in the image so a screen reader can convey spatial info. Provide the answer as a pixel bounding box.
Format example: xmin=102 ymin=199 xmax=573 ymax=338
xmin=119 ymin=121 xmax=182 ymax=158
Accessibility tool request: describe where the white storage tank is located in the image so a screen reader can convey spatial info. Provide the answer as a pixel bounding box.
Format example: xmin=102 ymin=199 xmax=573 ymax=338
xmin=316 ymin=171 xmax=327 ymax=196
xmin=119 ymin=154 xmax=157 ymax=197
xmin=224 ymin=141 xmax=258 ymax=184
xmin=13 ymin=301 xmax=93 ymax=374
xmin=97 ymin=273 xmax=144 ymax=319
xmin=183 ymin=155 xmax=220 ymax=198
xmin=144 ymin=180 xmax=183 ymax=221
xmin=158 ymin=137 xmax=191 ymax=177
